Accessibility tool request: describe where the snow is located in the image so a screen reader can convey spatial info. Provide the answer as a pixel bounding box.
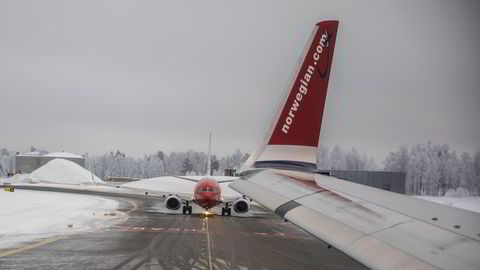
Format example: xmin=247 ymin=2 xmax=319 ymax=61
xmin=417 ymin=196 xmax=480 ymax=213
xmin=28 ymin=159 xmax=104 ymax=185
xmin=43 ymin=152 xmax=83 ymax=159
xmin=3 ymin=174 xmax=31 ymax=184
xmin=122 ymin=176 xmax=242 ymax=199
xmin=0 ymin=189 xmax=122 ymax=249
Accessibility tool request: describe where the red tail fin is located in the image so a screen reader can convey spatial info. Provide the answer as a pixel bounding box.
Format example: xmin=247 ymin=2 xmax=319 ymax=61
xmin=245 ymin=21 xmax=339 ymax=168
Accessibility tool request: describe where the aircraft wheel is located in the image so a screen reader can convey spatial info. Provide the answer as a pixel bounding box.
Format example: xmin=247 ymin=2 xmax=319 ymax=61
xmin=227 ymin=208 xmax=231 ymax=216
xmin=188 ymin=206 xmax=192 ymax=215
xmin=221 ymin=208 xmax=225 ymax=216
xmin=182 ymin=206 xmax=186 ymax=214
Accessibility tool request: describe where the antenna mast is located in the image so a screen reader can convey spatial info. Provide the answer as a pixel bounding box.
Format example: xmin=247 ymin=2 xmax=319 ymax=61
xmin=207 ymin=132 xmax=212 ymax=176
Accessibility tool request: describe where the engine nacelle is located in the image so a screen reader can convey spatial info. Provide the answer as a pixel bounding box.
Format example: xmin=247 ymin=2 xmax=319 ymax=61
xmin=233 ymin=198 xmax=250 ymax=213
xmin=165 ymin=195 xmax=181 ymax=210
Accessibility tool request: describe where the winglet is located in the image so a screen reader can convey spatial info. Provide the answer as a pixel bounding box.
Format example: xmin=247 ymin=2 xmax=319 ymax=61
xmin=244 ymin=21 xmax=339 ymax=170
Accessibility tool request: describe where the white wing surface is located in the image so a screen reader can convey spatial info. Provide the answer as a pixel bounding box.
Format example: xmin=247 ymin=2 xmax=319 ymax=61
xmin=230 ymin=170 xmax=480 ymax=270
xmin=122 ymin=176 xmax=241 ymax=200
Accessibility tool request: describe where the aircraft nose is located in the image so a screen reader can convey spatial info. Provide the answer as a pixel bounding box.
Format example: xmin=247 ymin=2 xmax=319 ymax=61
xmin=201 ymin=192 xmax=215 ymax=201
xmin=196 ymin=192 xmax=218 ymax=209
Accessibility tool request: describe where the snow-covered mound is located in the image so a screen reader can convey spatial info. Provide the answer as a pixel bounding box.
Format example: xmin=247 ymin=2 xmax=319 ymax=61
xmin=29 ymin=158 xmax=103 ymax=185
xmin=5 ymin=174 xmax=33 ymax=184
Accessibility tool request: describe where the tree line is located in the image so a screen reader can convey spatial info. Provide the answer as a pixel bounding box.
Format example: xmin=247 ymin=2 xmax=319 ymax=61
xmin=84 ymin=149 xmax=249 ymax=180
xmin=382 ymin=142 xmax=480 ymax=196
xmin=1 ymin=143 xmax=479 ymax=196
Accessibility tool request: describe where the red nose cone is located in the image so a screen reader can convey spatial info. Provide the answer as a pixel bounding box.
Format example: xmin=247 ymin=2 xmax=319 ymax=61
xmin=196 ymin=192 xmax=218 ymax=209
xmin=194 ymin=178 xmax=221 ymax=210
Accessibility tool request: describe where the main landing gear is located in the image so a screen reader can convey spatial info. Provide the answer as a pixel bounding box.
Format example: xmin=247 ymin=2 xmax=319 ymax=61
xmin=221 ymin=203 xmax=232 ymax=216
xmin=182 ymin=201 xmax=192 ymax=215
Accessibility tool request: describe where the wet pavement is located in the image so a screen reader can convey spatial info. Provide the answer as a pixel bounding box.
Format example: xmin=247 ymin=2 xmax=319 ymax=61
xmin=0 ymin=192 xmax=368 ymax=270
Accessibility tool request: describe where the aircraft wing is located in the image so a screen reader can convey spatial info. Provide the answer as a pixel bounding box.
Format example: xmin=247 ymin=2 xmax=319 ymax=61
xmin=174 ymin=175 xmax=238 ymax=183
xmin=122 ymin=175 xmax=242 ymax=201
xmin=122 ymin=176 xmax=196 ymax=199
xmin=230 ymin=169 xmax=480 ymax=270
xmin=231 ymin=20 xmax=480 ymax=270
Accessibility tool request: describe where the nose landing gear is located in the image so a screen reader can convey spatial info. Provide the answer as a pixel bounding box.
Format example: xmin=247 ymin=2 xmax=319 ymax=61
xmin=221 ymin=202 xmax=232 ymax=216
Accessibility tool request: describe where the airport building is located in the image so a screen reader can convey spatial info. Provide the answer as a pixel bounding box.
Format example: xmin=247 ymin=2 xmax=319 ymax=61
xmin=324 ymin=170 xmax=406 ymax=194
xmin=15 ymin=151 xmax=85 ymax=174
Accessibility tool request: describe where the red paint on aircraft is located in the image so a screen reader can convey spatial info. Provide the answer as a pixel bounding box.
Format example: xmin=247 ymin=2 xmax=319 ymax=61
xmin=193 ymin=177 xmax=222 ymax=210
xmin=268 ymin=20 xmax=339 ymax=147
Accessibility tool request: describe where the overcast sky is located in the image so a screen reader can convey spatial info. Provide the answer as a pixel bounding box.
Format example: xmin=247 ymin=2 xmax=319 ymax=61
xmin=0 ymin=0 xmax=479 ymax=162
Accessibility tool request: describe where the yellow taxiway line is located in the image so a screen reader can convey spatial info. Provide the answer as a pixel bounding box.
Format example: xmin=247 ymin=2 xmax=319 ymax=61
xmin=0 ymin=236 xmax=66 ymax=258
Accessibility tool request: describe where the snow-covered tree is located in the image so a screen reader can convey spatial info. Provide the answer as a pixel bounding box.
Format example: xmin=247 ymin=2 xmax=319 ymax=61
xmin=458 ymin=152 xmax=475 ymax=194
xmin=330 ymin=145 xmax=346 ymax=170
xmin=474 ymin=151 xmax=480 ymax=193
xmin=182 ymin=157 xmax=194 ymax=175
xmin=345 ymin=148 xmax=362 ymax=171
xmin=210 ymin=155 xmax=219 ymax=175
xmin=317 ymin=145 xmax=330 ymax=169
xmin=383 ymin=142 xmax=478 ymax=196
xmin=384 ymin=145 xmax=409 ymax=173
xmin=0 ymin=149 xmax=15 ymax=176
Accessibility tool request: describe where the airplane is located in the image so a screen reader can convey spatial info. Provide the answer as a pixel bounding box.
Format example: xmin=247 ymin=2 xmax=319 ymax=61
xmin=229 ymin=20 xmax=480 ymax=270
xmin=161 ymin=133 xmax=250 ymax=216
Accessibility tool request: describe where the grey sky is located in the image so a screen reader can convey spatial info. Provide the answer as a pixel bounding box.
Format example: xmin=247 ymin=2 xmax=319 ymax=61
xmin=0 ymin=0 xmax=479 ymax=163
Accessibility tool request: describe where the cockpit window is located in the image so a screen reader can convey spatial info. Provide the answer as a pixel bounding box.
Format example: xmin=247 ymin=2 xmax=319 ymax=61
xmin=200 ymin=187 xmax=216 ymax=192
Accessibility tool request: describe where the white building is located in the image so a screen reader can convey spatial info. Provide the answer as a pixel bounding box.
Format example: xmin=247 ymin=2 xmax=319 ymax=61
xmin=15 ymin=151 xmax=85 ymax=174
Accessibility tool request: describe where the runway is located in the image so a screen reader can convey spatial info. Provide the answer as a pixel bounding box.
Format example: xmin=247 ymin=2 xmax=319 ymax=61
xmin=0 ymin=190 xmax=368 ymax=270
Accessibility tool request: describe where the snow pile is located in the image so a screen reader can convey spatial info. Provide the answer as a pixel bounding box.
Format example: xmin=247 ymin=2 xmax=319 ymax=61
xmin=444 ymin=187 xmax=471 ymax=198
xmin=29 ymin=158 xmax=104 ymax=185
xmin=0 ymin=189 xmax=121 ymax=249
xmin=5 ymin=174 xmax=33 ymax=184
xmin=417 ymin=196 xmax=480 ymax=213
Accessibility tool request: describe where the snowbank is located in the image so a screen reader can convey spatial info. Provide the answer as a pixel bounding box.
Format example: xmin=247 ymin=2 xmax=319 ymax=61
xmin=1 ymin=174 xmax=33 ymax=184
xmin=417 ymin=196 xmax=480 ymax=213
xmin=0 ymin=189 xmax=122 ymax=249
xmin=28 ymin=158 xmax=103 ymax=185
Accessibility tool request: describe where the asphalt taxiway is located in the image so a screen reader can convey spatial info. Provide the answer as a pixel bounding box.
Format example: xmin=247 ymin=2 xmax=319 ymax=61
xmin=0 ymin=190 xmax=368 ymax=270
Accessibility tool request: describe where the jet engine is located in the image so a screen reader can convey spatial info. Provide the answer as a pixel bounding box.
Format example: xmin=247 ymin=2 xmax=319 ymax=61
xmin=233 ymin=198 xmax=250 ymax=213
xmin=165 ymin=195 xmax=181 ymax=210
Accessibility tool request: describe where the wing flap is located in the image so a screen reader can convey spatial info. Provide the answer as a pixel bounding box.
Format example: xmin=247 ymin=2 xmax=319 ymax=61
xmin=285 ymin=205 xmax=437 ymax=270
xmin=231 ymin=170 xmax=321 ymax=211
xmin=230 ymin=169 xmax=480 ymax=270
xmin=314 ymin=174 xmax=480 ymax=241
